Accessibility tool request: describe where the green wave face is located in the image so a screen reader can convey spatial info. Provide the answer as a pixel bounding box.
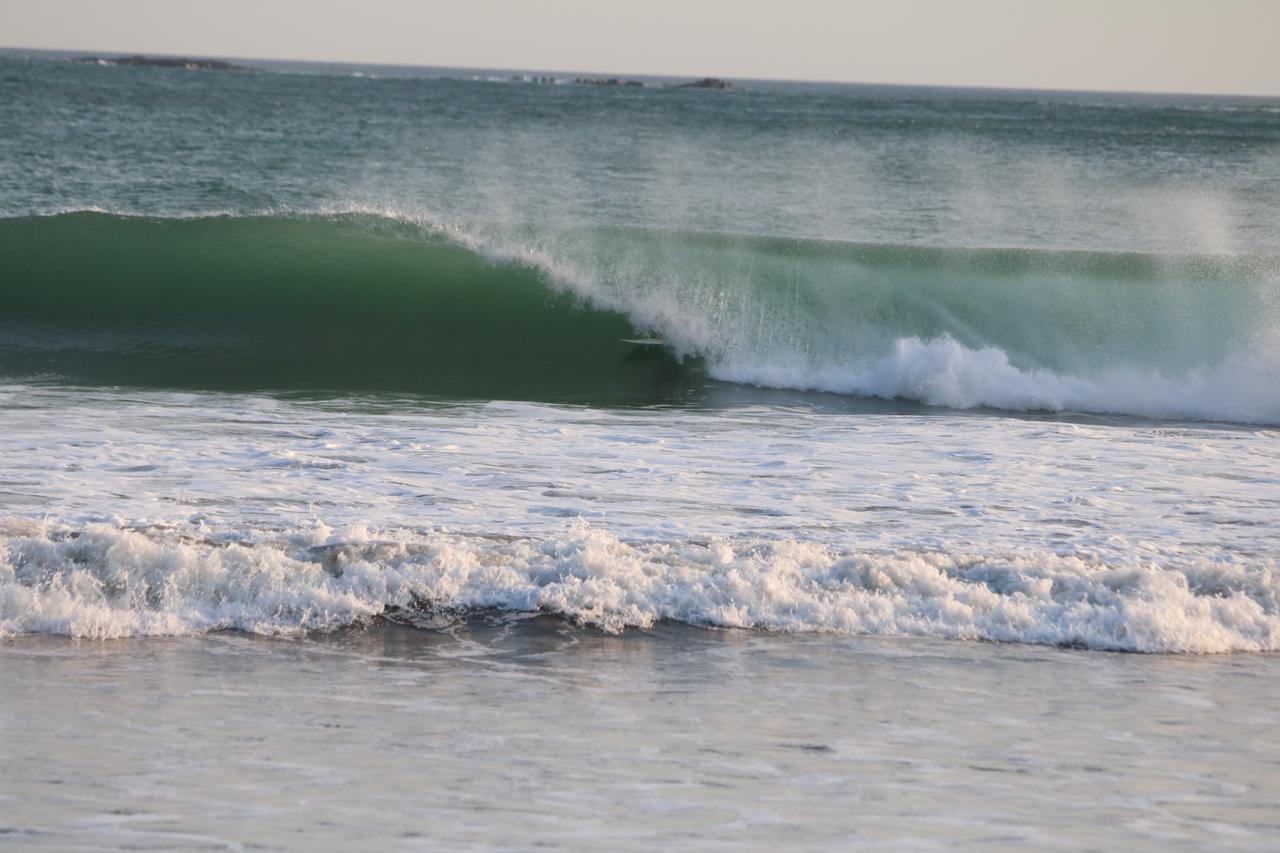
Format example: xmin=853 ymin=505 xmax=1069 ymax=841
xmin=2 ymin=211 xmax=1278 ymax=418
xmin=0 ymin=212 xmax=696 ymax=404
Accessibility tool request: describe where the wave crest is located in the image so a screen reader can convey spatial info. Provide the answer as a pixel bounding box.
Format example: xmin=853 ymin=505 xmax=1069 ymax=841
xmin=716 ymin=336 xmax=1280 ymax=423
xmin=3 ymin=210 xmax=1278 ymax=421
xmin=2 ymin=520 xmax=1277 ymax=653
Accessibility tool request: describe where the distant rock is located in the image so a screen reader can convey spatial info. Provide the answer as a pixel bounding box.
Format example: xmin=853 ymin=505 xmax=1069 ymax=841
xmin=74 ymin=55 xmax=252 ymax=72
xmin=673 ymin=78 xmax=733 ymax=91
xmin=573 ymin=77 xmax=645 ymax=88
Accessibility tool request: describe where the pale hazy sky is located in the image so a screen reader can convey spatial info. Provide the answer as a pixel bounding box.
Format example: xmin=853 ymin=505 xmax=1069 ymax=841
xmin=4 ymin=0 xmax=1278 ymax=96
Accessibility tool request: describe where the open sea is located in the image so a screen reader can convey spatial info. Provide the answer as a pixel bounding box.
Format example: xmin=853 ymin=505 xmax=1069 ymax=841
xmin=1 ymin=49 xmax=1279 ymax=848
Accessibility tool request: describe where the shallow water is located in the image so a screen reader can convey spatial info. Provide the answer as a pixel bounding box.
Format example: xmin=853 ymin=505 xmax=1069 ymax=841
xmin=3 ymin=622 xmax=1279 ymax=849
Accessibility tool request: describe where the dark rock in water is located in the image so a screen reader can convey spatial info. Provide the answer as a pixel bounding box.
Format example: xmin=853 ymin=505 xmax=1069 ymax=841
xmin=74 ymin=55 xmax=252 ymax=72
xmin=673 ymin=77 xmax=733 ymax=90
xmin=573 ymin=77 xmax=645 ymax=88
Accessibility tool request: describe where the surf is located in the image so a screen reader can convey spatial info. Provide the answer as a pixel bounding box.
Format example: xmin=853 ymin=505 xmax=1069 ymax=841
xmin=4 ymin=514 xmax=1278 ymax=653
xmin=2 ymin=210 xmax=1277 ymax=422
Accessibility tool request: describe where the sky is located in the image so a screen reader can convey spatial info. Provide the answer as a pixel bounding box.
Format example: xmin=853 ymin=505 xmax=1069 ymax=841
xmin=3 ymin=0 xmax=1279 ymax=96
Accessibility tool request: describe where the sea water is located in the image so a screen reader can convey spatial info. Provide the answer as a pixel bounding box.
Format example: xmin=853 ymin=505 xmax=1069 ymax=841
xmin=1 ymin=49 xmax=1279 ymax=847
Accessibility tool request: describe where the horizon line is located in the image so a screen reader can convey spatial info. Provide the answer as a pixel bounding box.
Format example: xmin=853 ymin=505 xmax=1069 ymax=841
xmin=4 ymin=43 xmax=1278 ymax=100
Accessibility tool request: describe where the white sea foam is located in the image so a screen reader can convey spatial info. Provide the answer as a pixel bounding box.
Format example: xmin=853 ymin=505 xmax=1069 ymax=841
xmin=1 ymin=385 xmax=1277 ymax=651
xmin=3 ymin=519 xmax=1277 ymax=653
xmin=715 ymin=336 xmax=1280 ymax=424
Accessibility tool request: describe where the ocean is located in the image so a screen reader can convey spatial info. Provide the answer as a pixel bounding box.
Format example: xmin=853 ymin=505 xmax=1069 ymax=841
xmin=1 ymin=49 xmax=1279 ymax=848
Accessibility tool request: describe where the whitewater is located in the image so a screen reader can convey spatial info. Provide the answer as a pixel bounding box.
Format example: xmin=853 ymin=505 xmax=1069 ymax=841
xmin=2 ymin=385 xmax=1277 ymax=651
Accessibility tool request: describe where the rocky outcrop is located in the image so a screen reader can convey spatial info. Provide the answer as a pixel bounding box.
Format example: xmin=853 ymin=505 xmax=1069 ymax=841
xmin=75 ymin=55 xmax=252 ymax=72
xmin=673 ymin=78 xmax=732 ymax=90
xmin=571 ymin=76 xmax=734 ymax=91
xmin=574 ymin=77 xmax=645 ymax=87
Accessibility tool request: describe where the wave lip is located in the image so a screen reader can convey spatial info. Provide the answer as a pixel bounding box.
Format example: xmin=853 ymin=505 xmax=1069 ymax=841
xmin=3 ymin=520 xmax=1277 ymax=653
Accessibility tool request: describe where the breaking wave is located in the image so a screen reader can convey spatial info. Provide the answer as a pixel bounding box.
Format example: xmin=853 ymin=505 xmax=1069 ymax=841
xmin=2 ymin=210 xmax=1278 ymax=420
xmin=3 ymin=519 xmax=1277 ymax=653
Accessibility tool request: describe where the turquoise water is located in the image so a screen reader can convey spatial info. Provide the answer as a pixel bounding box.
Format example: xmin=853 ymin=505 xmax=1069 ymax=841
xmin=3 ymin=211 xmax=1275 ymax=413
